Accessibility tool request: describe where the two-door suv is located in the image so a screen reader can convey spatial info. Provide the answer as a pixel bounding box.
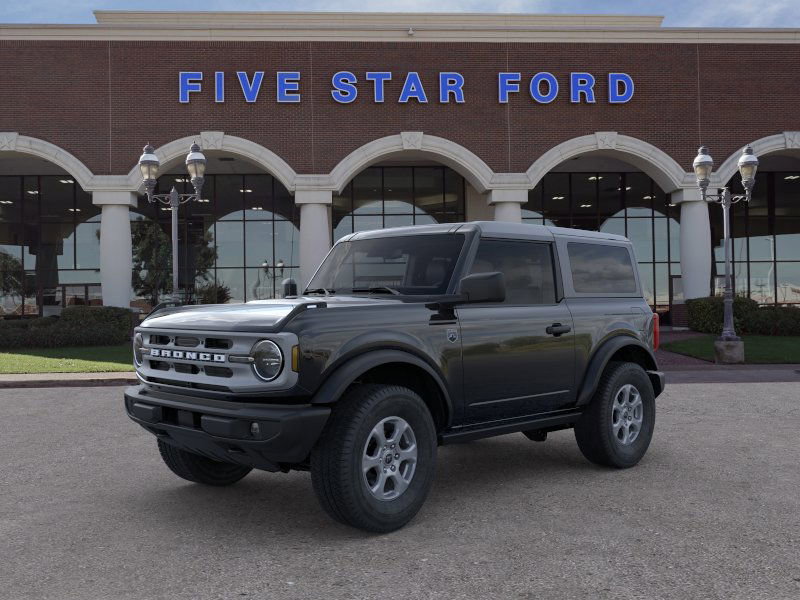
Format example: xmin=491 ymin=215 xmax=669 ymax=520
xmin=125 ymin=222 xmax=664 ymax=532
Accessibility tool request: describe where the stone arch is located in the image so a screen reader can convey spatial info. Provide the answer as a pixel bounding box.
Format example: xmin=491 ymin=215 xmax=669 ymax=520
xmin=713 ymin=131 xmax=800 ymax=186
xmin=526 ymin=132 xmax=691 ymax=193
xmin=328 ymin=132 xmax=496 ymax=194
xmin=0 ymin=132 xmax=95 ymax=190
xmin=123 ymin=131 xmax=298 ymax=192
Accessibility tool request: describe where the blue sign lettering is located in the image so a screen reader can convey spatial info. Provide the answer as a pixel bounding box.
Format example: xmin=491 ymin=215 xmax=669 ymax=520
xmin=399 ymin=72 xmax=428 ymax=103
xmin=570 ymin=72 xmax=596 ymax=103
xmin=331 ymin=71 xmax=358 ymax=103
xmin=277 ymin=72 xmax=301 ymax=103
xmin=439 ymin=72 xmax=465 ymax=103
xmin=237 ymin=71 xmax=264 ymax=103
xmin=530 ymin=72 xmax=558 ymax=104
xmin=608 ymin=73 xmax=634 ymax=104
xmin=366 ymin=72 xmax=392 ymax=103
xmin=178 ymin=72 xmax=203 ymax=103
xmin=498 ymin=72 xmax=521 ymax=103
xmin=214 ymin=71 xmax=224 ymax=103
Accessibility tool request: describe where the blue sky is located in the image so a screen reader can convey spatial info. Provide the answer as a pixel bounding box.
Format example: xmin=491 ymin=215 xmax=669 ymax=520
xmin=1 ymin=0 xmax=799 ymax=27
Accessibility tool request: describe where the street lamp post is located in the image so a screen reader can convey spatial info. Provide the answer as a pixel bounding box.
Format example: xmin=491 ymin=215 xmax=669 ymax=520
xmin=138 ymin=143 xmax=206 ymax=303
xmin=692 ymin=144 xmax=759 ymax=362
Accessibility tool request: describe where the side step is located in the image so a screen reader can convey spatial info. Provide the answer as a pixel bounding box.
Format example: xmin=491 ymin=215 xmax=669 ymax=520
xmin=439 ymin=410 xmax=583 ymax=445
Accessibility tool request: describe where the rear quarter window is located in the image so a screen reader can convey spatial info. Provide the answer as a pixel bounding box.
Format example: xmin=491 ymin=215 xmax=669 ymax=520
xmin=567 ymin=242 xmax=637 ymax=294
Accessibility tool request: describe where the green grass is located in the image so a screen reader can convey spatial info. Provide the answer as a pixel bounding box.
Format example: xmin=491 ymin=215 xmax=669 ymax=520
xmin=0 ymin=344 xmax=134 ymax=374
xmin=661 ymin=335 xmax=800 ymax=364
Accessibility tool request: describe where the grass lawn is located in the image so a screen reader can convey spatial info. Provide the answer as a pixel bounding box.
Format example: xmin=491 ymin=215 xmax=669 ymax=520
xmin=0 ymin=344 xmax=133 ymax=374
xmin=661 ymin=335 xmax=800 ymax=364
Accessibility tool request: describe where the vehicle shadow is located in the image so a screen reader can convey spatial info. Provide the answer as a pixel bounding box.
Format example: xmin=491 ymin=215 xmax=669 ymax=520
xmin=131 ymin=432 xmax=609 ymax=540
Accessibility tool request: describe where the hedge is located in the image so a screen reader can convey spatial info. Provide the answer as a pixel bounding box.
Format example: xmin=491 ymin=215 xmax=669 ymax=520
xmin=0 ymin=306 xmax=134 ymax=349
xmin=686 ymin=296 xmax=800 ymax=336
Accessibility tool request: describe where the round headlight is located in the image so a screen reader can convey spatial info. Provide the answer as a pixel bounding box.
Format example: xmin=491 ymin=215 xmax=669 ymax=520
xmin=133 ymin=333 xmax=144 ymax=367
xmin=251 ymin=340 xmax=283 ymax=382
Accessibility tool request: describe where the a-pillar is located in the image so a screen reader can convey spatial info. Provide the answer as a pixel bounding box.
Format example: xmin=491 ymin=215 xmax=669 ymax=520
xmin=673 ymin=188 xmax=712 ymax=300
xmin=296 ymin=189 xmax=333 ymax=288
xmin=93 ymin=191 xmax=137 ymax=308
xmin=487 ymin=188 xmax=528 ymax=222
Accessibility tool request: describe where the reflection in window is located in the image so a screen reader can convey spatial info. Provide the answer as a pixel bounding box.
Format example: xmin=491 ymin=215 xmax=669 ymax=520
xmin=568 ymin=243 xmax=638 ymax=294
xmin=333 ymin=166 xmax=466 ymax=241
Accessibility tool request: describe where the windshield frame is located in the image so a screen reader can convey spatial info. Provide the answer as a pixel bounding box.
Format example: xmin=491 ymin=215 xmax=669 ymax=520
xmin=305 ymin=231 xmax=476 ymax=298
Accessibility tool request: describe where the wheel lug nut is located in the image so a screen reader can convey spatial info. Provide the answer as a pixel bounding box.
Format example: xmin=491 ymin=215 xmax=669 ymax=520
xmin=390 ymin=444 xmax=395 ymax=448
xmin=390 ymin=465 xmax=396 ymax=471
xmin=395 ymin=453 xmax=400 ymax=459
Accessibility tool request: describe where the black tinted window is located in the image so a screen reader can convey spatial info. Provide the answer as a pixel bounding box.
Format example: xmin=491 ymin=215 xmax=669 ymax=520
xmin=469 ymin=240 xmax=556 ymax=305
xmin=307 ymin=233 xmax=465 ymax=295
xmin=568 ymin=243 xmax=637 ymax=293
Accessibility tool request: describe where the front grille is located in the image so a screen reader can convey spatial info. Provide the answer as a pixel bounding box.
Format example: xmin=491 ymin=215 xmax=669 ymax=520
xmin=205 ymin=366 xmax=233 ymax=378
xmin=205 ymin=337 xmax=232 ymax=349
xmin=175 ymin=363 xmax=200 ymax=375
xmin=145 ymin=375 xmax=232 ymax=393
xmin=150 ymin=334 xmax=170 ymax=345
xmin=175 ymin=336 xmax=200 ymax=347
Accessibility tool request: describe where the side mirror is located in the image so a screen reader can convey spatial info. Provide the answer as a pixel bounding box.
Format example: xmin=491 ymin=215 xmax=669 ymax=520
xmin=282 ymin=278 xmax=298 ymax=298
xmin=458 ymin=271 xmax=505 ymax=304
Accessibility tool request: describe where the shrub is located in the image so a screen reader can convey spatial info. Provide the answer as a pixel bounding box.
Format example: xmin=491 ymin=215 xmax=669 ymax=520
xmin=196 ymin=282 xmax=232 ymax=305
xmin=686 ymin=296 xmax=800 ymax=336
xmin=0 ymin=306 xmax=134 ymax=349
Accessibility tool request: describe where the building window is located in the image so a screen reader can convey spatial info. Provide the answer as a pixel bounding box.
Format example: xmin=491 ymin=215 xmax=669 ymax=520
xmin=523 ymin=172 xmax=679 ymax=314
xmin=333 ymin=166 xmax=466 ymax=242
xmin=130 ymin=173 xmax=298 ymax=311
xmin=0 ymin=175 xmax=100 ymax=317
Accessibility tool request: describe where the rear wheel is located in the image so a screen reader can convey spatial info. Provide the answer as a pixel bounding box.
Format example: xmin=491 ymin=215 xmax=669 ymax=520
xmin=574 ymin=362 xmax=656 ymax=468
xmin=311 ymin=384 xmax=437 ymax=533
xmin=157 ymin=439 xmax=252 ymax=486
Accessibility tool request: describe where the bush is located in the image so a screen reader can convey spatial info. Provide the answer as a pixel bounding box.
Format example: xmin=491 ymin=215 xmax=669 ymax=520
xmin=196 ymin=282 xmax=232 ymax=305
xmin=0 ymin=306 xmax=134 ymax=349
xmin=686 ymin=296 xmax=800 ymax=336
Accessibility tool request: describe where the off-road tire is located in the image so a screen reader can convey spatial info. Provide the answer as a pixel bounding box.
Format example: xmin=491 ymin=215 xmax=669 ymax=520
xmin=574 ymin=361 xmax=656 ymax=468
xmin=311 ymin=384 xmax=438 ymax=533
xmin=157 ymin=439 xmax=252 ymax=486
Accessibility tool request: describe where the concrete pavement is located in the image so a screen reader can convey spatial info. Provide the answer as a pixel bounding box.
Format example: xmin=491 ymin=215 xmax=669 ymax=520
xmin=1 ymin=383 xmax=798 ymax=599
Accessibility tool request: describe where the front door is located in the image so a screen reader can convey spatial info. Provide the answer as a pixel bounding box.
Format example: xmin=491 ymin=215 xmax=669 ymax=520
xmin=458 ymin=238 xmax=576 ymax=424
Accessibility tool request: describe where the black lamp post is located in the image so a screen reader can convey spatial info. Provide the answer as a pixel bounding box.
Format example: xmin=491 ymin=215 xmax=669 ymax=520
xmin=138 ymin=142 xmax=206 ymax=302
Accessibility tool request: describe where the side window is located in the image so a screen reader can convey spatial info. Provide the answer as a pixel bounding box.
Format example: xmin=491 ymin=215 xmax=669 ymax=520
xmin=468 ymin=239 xmax=556 ymax=305
xmin=567 ymin=242 xmax=637 ymax=293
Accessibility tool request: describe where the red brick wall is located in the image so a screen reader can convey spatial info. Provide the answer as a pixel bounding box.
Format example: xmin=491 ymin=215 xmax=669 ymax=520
xmin=1 ymin=39 xmax=798 ymax=177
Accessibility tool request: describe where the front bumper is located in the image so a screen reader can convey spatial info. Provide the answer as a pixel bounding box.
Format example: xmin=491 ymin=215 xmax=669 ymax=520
xmin=124 ymin=385 xmax=330 ymax=472
xmin=646 ymin=370 xmax=666 ymax=398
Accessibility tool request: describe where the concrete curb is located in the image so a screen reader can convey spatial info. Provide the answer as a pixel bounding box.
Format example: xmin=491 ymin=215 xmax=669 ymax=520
xmin=0 ymin=373 xmax=137 ymax=389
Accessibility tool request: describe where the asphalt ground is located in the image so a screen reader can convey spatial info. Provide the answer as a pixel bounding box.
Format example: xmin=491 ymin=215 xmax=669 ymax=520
xmin=1 ymin=384 xmax=798 ymax=600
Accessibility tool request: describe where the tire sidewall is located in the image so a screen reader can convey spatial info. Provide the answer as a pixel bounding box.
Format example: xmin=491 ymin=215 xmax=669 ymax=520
xmin=346 ymin=388 xmax=437 ymax=523
xmin=599 ymin=364 xmax=656 ymax=467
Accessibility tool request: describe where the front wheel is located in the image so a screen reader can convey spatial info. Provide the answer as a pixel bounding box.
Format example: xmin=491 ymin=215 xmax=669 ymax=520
xmin=574 ymin=362 xmax=656 ymax=468
xmin=311 ymin=384 xmax=438 ymax=533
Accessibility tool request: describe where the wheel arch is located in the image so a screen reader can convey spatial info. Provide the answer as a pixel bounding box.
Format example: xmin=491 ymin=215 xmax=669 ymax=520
xmin=310 ymin=349 xmax=453 ymax=430
xmin=577 ymin=336 xmax=662 ymax=406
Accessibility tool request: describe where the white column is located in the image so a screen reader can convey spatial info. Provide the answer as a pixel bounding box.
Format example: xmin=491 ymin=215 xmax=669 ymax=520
xmin=487 ymin=188 xmax=528 ymax=223
xmin=296 ymin=189 xmax=333 ymax=288
xmin=94 ymin=191 xmax=137 ymax=308
xmin=673 ymin=188 xmax=712 ymax=300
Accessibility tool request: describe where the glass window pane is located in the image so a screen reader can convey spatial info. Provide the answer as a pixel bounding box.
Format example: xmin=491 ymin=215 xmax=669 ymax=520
xmin=470 ymin=240 xmax=556 ymax=304
xmin=523 ymin=182 xmax=542 ymax=219
xmin=242 ymin=175 xmax=273 ymax=219
xmin=655 ymin=263 xmax=669 ymax=305
xmin=38 ymin=223 xmax=74 ymax=269
xmin=414 ymin=167 xmax=443 ymax=217
xmin=627 ymin=219 xmax=653 ymax=262
xmin=383 ymin=167 xmax=413 ymax=214
xmin=599 ymin=217 xmax=625 ymax=237
xmin=274 ymin=180 xmax=295 ymax=222
xmin=215 ymin=221 xmax=244 ymax=267
xmin=385 ymin=215 xmax=414 ymax=229
xmin=443 ymin=168 xmax=464 ymax=215
xmin=214 ymin=175 xmax=244 ymax=220
xmin=749 ymin=262 xmax=775 ymax=304
xmin=571 ymin=173 xmax=596 ymax=224
xmin=245 ymin=221 xmax=274 ymax=268
xmin=568 ymin=242 xmax=638 ymax=294
xmin=654 ymin=218 xmax=669 ymax=262
xmin=625 ymin=173 xmax=653 ymax=217
xmin=274 ymin=219 xmax=300 ymax=267
xmin=776 ymin=262 xmax=800 ymax=304
xmin=215 ymin=268 xmax=244 ymax=303
xmin=0 ymin=223 xmax=24 ymax=263
xmin=353 ymin=168 xmax=382 ymax=214
xmin=333 ymin=215 xmax=353 ymax=242
xmin=0 ymin=176 xmax=22 ymax=222
xmin=637 ymin=264 xmax=654 ymax=305
xmin=542 ymin=173 xmax=569 ymax=227
xmin=353 ymin=215 xmax=383 ymax=233
xmin=75 ymin=187 xmax=100 ymax=221
xmin=775 ymin=173 xmax=800 ymax=260
xmin=23 ymin=177 xmax=39 ymax=224
xmin=75 ymin=220 xmax=101 ymax=269
xmin=0 ymin=270 xmax=25 ymax=316
xmin=669 ymin=216 xmax=680 ymax=262
xmin=40 ymin=176 xmax=74 ymax=222
xmin=598 ymin=174 xmax=623 ymax=220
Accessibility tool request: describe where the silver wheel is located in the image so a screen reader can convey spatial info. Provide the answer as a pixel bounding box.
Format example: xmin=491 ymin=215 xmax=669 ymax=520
xmin=362 ymin=416 xmax=418 ymax=501
xmin=611 ymin=384 xmax=644 ymax=446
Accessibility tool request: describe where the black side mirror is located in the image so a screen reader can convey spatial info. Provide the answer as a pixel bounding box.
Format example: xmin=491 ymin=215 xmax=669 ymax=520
xmin=282 ymin=278 xmax=298 ymax=298
xmin=458 ymin=271 xmax=505 ymax=304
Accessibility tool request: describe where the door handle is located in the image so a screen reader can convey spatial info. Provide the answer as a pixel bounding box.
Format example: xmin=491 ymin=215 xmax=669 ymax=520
xmin=546 ymin=323 xmax=571 ymax=337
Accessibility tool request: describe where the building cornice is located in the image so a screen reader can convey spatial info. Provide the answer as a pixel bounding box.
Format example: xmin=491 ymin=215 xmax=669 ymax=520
xmin=1 ymin=11 xmax=799 ymax=43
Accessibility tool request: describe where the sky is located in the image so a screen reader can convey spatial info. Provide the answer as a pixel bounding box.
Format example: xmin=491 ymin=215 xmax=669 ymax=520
xmin=1 ymin=0 xmax=799 ymax=27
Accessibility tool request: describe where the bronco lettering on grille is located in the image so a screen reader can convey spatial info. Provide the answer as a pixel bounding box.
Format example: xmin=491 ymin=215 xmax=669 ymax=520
xmin=149 ymin=348 xmax=226 ymax=362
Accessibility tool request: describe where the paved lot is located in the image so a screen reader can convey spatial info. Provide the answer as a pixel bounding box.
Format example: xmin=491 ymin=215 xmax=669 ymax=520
xmin=1 ymin=384 xmax=798 ymax=600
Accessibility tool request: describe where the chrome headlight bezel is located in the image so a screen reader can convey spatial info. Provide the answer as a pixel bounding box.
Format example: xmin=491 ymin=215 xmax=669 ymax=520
xmin=251 ymin=339 xmax=284 ymax=382
xmin=133 ymin=333 xmax=144 ymax=367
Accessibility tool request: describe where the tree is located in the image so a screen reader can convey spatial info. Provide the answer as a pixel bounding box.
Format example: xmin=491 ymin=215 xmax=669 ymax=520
xmin=0 ymin=251 xmax=25 ymax=306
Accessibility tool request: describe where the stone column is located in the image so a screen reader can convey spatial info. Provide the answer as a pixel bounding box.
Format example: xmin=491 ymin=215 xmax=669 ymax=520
xmin=487 ymin=188 xmax=528 ymax=222
xmin=93 ymin=191 xmax=137 ymax=308
xmin=296 ymin=189 xmax=333 ymax=288
xmin=673 ymin=188 xmax=712 ymax=300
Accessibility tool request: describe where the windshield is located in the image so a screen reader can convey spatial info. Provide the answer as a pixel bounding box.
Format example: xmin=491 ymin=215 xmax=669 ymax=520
xmin=306 ymin=233 xmax=465 ymax=296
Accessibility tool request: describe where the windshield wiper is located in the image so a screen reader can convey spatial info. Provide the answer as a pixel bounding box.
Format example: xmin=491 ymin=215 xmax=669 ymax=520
xmin=304 ymin=287 xmax=334 ymax=296
xmin=351 ymin=286 xmax=401 ymax=295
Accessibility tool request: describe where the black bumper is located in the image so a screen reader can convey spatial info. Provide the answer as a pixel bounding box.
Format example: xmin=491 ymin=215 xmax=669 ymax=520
xmin=646 ymin=370 xmax=666 ymax=398
xmin=124 ymin=385 xmax=330 ymax=472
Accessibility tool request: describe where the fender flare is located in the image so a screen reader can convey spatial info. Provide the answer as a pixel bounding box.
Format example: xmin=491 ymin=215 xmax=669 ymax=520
xmin=309 ymin=349 xmax=454 ymax=424
xmin=576 ymin=336 xmax=661 ymax=406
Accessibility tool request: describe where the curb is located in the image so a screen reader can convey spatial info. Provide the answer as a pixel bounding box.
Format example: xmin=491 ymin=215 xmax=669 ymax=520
xmin=0 ymin=374 xmax=137 ymax=389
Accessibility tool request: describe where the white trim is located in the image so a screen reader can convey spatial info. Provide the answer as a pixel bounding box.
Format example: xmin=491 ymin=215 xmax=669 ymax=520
xmin=526 ymin=132 xmax=692 ymax=192
xmin=712 ymin=131 xmax=800 ymax=187
xmin=0 ymin=132 xmax=96 ymax=191
xmin=328 ymin=132 xmax=496 ymax=193
xmin=123 ymin=132 xmax=298 ymax=192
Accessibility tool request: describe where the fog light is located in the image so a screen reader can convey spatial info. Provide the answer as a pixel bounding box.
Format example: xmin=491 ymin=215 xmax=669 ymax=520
xmin=250 ymin=422 xmax=260 ymax=436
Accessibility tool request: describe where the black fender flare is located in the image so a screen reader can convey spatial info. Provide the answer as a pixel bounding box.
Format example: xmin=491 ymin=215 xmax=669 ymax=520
xmin=309 ymin=349 xmax=454 ymax=425
xmin=576 ymin=336 xmax=662 ymax=406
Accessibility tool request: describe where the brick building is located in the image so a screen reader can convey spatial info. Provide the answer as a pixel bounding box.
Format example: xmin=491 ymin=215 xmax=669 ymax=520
xmin=1 ymin=11 xmax=799 ymax=319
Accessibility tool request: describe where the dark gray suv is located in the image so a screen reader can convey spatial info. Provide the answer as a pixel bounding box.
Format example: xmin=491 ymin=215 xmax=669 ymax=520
xmin=125 ymin=221 xmax=664 ymax=532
